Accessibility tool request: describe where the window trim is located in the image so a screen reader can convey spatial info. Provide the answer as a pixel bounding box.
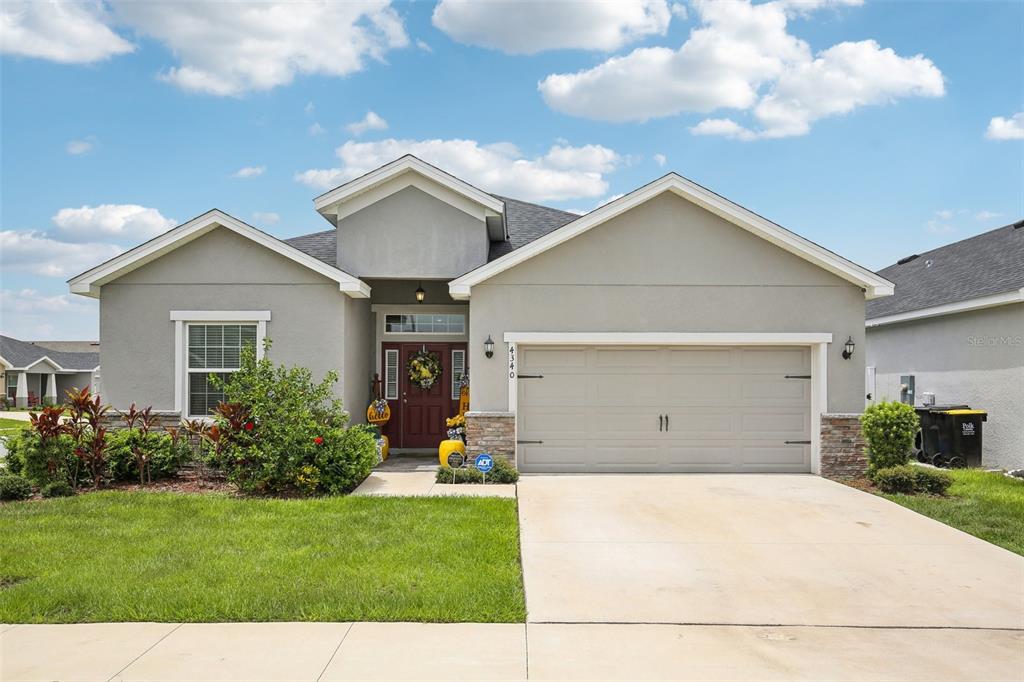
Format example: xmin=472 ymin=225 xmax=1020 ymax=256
xmin=384 ymin=349 xmax=399 ymax=400
xmin=172 ymin=311 xmax=269 ymax=416
xmin=383 ymin=313 xmax=466 ymax=335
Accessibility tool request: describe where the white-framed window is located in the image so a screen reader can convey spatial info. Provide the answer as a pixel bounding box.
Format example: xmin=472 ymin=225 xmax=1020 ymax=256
xmin=384 ymin=349 xmax=399 ymax=400
xmin=451 ymin=349 xmax=465 ymax=400
xmin=6 ymin=373 xmax=18 ymax=400
xmin=171 ymin=311 xmax=270 ymax=418
xmin=186 ymin=323 xmax=257 ymax=416
xmin=385 ymin=313 xmax=465 ymax=334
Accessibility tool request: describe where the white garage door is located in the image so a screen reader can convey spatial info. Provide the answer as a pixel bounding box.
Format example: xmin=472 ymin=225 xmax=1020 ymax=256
xmin=516 ymin=346 xmax=811 ymax=473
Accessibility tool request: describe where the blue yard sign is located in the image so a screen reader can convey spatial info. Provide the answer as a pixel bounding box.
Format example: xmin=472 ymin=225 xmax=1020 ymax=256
xmin=475 ymin=454 xmax=494 ymax=474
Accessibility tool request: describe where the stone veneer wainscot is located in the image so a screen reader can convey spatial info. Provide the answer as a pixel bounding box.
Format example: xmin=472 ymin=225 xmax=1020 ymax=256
xmin=465 ymin=411 xmax=516 ymax=464
xmin=819 ymin=413 xmax=868 ymax=479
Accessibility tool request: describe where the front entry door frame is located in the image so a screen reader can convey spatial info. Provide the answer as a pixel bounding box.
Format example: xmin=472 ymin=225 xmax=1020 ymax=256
xmin=382 ymin=341 xmax=466 ymax=450
xmin=503 ymin=332 xmax=832 ymax=474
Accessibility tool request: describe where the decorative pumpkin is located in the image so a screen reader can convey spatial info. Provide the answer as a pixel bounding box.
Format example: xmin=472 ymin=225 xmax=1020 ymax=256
xmin=407 ymin=349 xmax=442 ymax=390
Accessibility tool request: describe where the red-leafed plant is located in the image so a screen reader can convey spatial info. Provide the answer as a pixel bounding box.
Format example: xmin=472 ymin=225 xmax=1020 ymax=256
xmin=77 ymin=427 xmax=109 ymax=489
xmin=64 ymin=388 xmax=111 ymax=489
xmin=118 ymin=403 xmax=163 ymax=484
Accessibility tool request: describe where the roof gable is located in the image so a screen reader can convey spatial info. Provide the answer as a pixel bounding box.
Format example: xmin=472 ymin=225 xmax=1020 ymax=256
xmin=313 ymin=155 xmax=505 ymax=236
xmin=0 ymin=335 xmax=99 ymax=371
xmin=449 ymin=173 xmax=894 ymax=300
xmin=68 ymin=209 xmax=370 ymax=299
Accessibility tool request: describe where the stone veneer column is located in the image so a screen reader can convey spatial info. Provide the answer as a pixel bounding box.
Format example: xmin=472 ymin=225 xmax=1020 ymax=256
xmin=464 ymin=411 xmax=516 ymax=465
xmin=820 ymin=413 xmax=868 ymax=479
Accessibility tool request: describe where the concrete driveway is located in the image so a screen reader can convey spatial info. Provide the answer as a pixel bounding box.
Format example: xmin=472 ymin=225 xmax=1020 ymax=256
xmin=518 ymin=474 xmax=1024 ymax=628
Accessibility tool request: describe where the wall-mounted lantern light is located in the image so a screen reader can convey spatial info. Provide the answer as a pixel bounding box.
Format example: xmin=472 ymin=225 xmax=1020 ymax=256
xmin=415 ymin=283 xmax=426 ymax=303
xmin=842 ymin=336 xmax=855 ymax=360
xmin=484 ymin=334 xmax=495 ymax=359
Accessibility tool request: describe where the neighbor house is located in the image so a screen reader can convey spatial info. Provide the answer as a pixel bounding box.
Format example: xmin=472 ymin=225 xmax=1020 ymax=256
xmin=866 ymin=221 xmax=1024 ymax=470
xmin=68 ymin=155 xmax=894 ymax=475
xmin=0 ymin=336 xmax=100 ymax=407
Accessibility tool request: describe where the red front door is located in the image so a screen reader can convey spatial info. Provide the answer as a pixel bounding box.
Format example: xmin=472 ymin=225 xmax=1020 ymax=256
xmin=383 ymin=342 xmax=465 ymax=449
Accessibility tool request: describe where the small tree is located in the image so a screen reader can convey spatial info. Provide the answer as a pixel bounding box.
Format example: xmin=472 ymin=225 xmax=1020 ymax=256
xmin=860 ymin=401 xmax=920 ymax=477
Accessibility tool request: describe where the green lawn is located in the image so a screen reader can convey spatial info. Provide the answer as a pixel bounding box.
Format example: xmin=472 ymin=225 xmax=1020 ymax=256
xmin=0 ymin=417 xmax=29 ymax=434
xmin=0 ymin=491 xmax=525 ymax=623
xmin=881 ymin=468 xmax=1024 ymax=556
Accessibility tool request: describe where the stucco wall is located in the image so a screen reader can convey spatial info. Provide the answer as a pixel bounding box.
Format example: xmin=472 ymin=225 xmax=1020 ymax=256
xmin=337 ymin=186 xmax=488 ymax=279
xmin=343 ymin=296 xmax=372 ymax=422
xmin=467 ymin=192 xmax=868 ymax=414
xmin=866 ymin=304 xmax=1024 ymax=469
xmin=100 ymin=227 xmax=349 ymax=411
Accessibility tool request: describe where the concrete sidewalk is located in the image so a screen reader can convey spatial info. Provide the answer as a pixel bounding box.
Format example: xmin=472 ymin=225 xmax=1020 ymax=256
xmin=352 ymin=470 xmax=516 ymax=497
xmin=2 ymin=621 xmax=1021 ymax=681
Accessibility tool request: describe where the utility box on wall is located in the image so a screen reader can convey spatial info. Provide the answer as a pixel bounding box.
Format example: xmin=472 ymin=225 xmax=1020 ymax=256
xmin=900 ymin=375 xmax=915 ymax=405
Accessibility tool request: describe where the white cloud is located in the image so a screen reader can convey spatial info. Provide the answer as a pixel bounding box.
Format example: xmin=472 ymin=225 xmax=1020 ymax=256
xmin=0 ymin=230 xmax=122 ymax=278
xmin=232 ymin=165 xmax=265 ymax=178
xmin=985 ymin=112 xmax=1024 ymax=141
xmin=653 ymin=153 xmax=667 ymax=167
xmin=415 ymin=39 xmax=433 ymax=53
xmin=308 ymin=122 xmax=325 ymax=136
xmin=109 ymin=1 xmax=408 ymax=96
xmin=0 ymin=288 xmax=98 ymax=339
xmin=304 ymin=101 xmax=315 ymax=115
xmin=346 ymin=111 xmax=389 ymax=136
xmin=0 ymin=0 xmax=134 ymax=63
xmin=670 ymin=3 xmax=688 ymax=20
xmin=433 ymin=0 xmax=672 ymax=54
xmin=252 ymin=212 xmax=280 ymax=225
xmin=51 ymin=204 xmax=177 ymax=241
xmin=925 ymin=220 xmax=954 ymax=235
xmin=66 ymin=136 xmax=97 ymax=155
xmin=975 ymin=210 xmax=1002 ymax=222
xmin=934 ymin=209 xmax=954 ymax=220
xmin=296 ymin=138 xmax=621 ymax=202
xmin=539 ymin=0 xmax=943 ymax=138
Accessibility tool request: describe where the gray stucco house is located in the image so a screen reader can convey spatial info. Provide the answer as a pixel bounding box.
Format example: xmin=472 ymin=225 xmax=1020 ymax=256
xmin=0 ymin=336 xmax=100 ymax=407
xmin=866 ymin=221 xmax=1023 ymax=470
xmin=68 ymin=155 xmax=895 ymax=475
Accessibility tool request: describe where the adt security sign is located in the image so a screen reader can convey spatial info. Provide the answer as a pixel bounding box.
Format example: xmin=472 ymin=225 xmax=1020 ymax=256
xmin=475 ymin=454 xmax=494 ymax=474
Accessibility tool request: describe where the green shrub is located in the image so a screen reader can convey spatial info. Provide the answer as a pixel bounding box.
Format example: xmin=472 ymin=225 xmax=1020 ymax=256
xmin=435 ymin=456 xmax=519 ymax=484
xmin=0 ymin=473 xmax=33 ymax=501
xmin=4 ymin=430 xmax=79 ymax=487
xmin=106 ymin=430 xmax=185 ymax=482
xmin=40 ymin=480 xmax=74 ymax=498
xmin=207 ymin=340 xmax=375 ymax=495
xmin=872 ymin=465 xmax=918 ymax=494
xmin=861 ymin=401 xmax=920 ymax=475
xmin=911 ymin=467 xmax=952 ymax=495
xmin=873 ymin=464 xmax=952 ymax=496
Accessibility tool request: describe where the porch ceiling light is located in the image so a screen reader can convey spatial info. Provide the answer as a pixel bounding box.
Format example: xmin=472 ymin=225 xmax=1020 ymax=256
xmin=415 ymin=283 xmax=426 ymax=303
xmin=842 ymin=336 xmax=855 ymax=360
xmin=484 ymin=334 xmax=495 ymax=359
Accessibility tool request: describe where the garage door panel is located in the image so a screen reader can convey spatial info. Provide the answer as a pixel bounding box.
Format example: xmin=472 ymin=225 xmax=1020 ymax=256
xmin=517 ymin=344 xmax=812 ymax=473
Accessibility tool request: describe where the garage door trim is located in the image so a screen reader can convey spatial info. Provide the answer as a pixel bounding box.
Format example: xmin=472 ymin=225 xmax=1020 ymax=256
xmin=505 ymin=332 xmax=831 ymax=474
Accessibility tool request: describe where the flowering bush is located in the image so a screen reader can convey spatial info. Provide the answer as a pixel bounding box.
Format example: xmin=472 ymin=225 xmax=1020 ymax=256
xmin=445 ymin=414 xmax=466 ymax=443
xmin=207 ymin=340 xmax=377 ymax=495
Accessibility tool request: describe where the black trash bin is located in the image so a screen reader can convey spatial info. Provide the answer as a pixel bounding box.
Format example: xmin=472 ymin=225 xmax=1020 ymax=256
xmin=914 ymin=405 xmax=987 ymax=468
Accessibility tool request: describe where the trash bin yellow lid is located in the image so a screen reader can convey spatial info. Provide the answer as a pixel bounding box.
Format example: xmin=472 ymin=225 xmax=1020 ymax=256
xmin=939 ymin=409 xmax=987 ymax=415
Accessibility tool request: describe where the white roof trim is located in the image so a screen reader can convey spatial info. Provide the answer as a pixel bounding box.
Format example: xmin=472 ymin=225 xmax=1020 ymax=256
xmin=170 ymin=310 xmax=272 ymax=322
xmin=504 ymin=332 xmax=833 ymax=345
xmin=313 ymin=155 xmax=504 ymax=217
xmin=67 ymin=209 xmax=370 ymax=299
xmin=0 ymin=355 xmax=11 ymax=370
xmin=866 ymin=288 xmax=1024 ymax=327
xmin=450 ymin=173 xmax=894 ymax=300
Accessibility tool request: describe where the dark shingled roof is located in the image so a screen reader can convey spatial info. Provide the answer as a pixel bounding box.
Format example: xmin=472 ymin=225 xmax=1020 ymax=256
xmin=0 ymin=335 xmax=99 ymax=371
xmin=283 ymin=195 xmax=581 ymax=267
xmin=866 ymin=220 xmax=1024 ymax=319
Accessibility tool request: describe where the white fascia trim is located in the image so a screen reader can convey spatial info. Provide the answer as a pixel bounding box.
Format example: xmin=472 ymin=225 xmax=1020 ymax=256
xmin=450 ymin=174 xmax=894 ymax=301
xmin=332 ymin=173 xmax=493 ymax=223
xmin=503 ymin=332 xmax=833 ymax=345
xmin=171 ymin=310 xmax=272 ymax=321
xmin=866 ymin=288 xmax=1024 ymax=327
xmin=21 ymin=356 xmax=65 ymax=372
xmin=0 ymin=355 xmax=11 ymax=370
xmin=313 ymin=155 xmax=504 ymax=216
xmin=67 ymin=209 xmax=370 ymax=300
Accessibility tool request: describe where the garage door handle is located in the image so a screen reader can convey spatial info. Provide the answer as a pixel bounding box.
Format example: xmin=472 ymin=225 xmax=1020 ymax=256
xmin=518 ymin=374 xmax=544 ymax=379
xmin=785 ymin=375 xmax=811 ymax=379
xmin=517 ymin=440 xmax=544 ymax=444
xmin=784 ymin=440 xmax=811 ymax=445
xmin=659 ymin=414 xmax=663 ymax=431
xmin=664 ymin=414 xmax=669 ymax=431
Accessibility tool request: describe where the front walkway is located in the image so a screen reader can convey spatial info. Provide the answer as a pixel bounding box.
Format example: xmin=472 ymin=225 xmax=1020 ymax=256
xmin=352 ymin=454 xmax=516 ymax=497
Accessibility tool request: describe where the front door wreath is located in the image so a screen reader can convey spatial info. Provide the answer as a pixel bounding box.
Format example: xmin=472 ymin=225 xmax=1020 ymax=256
xmin=408 ymin=349 xmax=442 ymax=390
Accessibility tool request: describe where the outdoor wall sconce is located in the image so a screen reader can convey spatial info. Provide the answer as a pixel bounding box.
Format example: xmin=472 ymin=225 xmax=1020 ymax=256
xmin=484 ymin=334 xmax=495 ymax=359
xmin=842 ymin=336 xmax=856 ymax=360
xmin=415 ymin=283 xmax=426 ymax=303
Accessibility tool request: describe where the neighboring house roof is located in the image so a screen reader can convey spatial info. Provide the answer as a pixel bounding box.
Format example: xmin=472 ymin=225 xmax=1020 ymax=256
xmin=68 ymin=209 xmax=370 ymax=299
xmin=32 ymin=341 xmax=100 ymax=354
xmin=285 ymin=194 xmax=579 ymax=266
xmin=450 ymin=173 xmax=895 ymax=300
xmin=866 ymin=220 xmax=1024 ymax=326
xmin=0 ymin=335 xmax=99 ymax=371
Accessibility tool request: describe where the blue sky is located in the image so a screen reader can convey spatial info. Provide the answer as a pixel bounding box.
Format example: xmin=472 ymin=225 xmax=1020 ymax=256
xmin=1 ymin=0 xmax=1021 ymax=340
